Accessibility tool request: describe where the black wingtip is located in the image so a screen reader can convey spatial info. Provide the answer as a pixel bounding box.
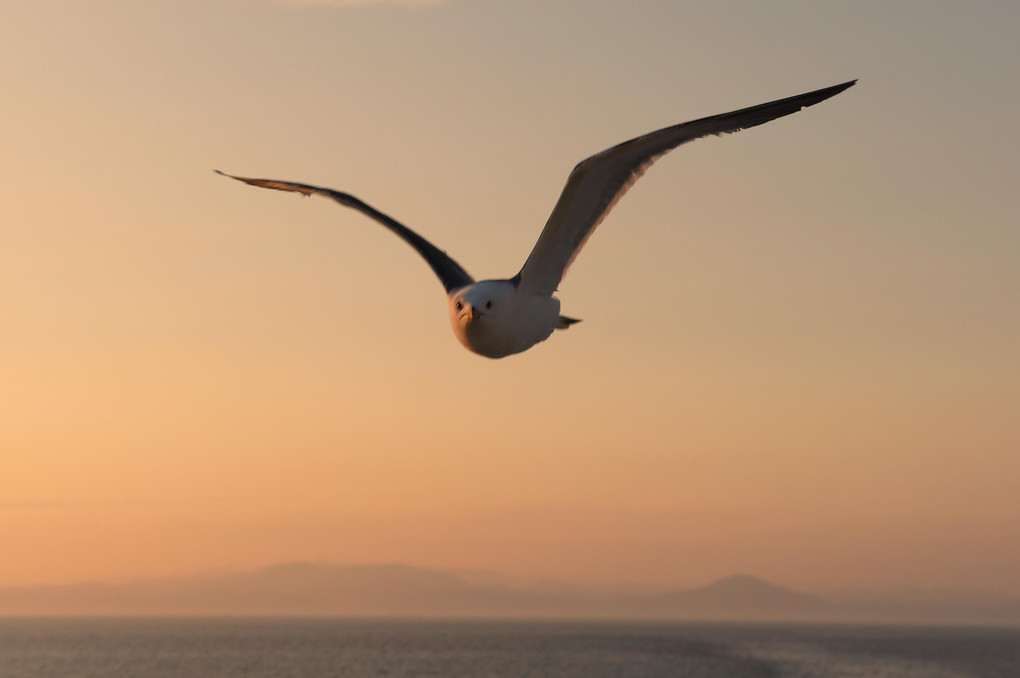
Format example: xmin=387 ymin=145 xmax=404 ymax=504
xmin=808 ymin=79 xmax=857 ymax=103
xmin=823 ymin=79 xmax=858 ymax=99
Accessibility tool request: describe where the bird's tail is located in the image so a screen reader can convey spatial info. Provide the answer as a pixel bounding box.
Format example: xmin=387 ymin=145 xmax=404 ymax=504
xmin=556 ymin=315 xmax=581 ymax=330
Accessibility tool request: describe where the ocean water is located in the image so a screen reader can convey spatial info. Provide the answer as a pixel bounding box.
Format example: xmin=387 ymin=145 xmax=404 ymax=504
xmin=0 ymin=618 xmax=1017 ymax=678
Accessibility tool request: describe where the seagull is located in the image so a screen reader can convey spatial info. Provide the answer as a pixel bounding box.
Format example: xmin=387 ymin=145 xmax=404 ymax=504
xmin=218 ymin=80 xmax=855 ymax=358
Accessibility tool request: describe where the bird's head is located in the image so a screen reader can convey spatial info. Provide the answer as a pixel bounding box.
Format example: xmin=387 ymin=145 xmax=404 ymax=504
xmin=448 ymin=280 xmax=515 ymax=330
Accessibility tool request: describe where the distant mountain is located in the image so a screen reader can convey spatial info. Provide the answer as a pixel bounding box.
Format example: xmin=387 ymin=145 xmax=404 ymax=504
xmin=632 ymin=574 xmax=833 ymax=620
xmin=2 ymin=563 xmax=1018 ymax=625
xmin=0 ymin=562 xmax=573 ymax=617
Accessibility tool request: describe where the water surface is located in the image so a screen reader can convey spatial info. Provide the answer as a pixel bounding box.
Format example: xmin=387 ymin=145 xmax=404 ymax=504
xmin=1 ymin=618 xmax=1017 ymax=677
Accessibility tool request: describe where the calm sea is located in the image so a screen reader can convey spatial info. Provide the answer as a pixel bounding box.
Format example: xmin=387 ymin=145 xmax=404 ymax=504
xmin=0 ymin=618 xmax=1017 ymax=678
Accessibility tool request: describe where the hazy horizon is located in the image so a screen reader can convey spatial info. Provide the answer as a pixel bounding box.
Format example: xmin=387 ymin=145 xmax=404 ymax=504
xmin=7 ymin=558 xmax=1020 ymax=598
xmin=2 ymin=1 xmax=1018 ymax=597
xmin=4 ymin=561 xmax=1019 ymax=626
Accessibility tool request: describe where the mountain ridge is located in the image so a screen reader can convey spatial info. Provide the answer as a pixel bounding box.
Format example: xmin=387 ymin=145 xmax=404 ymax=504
xmin=2 ymin=562 xmax=1017 ymax=625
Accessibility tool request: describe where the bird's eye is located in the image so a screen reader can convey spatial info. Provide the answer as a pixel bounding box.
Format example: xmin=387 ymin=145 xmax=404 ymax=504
xmin=455 ymin=301 xmax=463 ymax=311
xmin=485 ymin=300 xmax=493 ymax=310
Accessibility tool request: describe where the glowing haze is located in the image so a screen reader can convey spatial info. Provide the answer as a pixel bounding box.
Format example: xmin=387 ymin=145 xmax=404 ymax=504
xmin=1 ymin=1 xmax=1018 ymax=597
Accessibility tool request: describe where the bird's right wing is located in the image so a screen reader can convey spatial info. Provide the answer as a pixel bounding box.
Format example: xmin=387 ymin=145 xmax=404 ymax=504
xmin=515 ymin=80 xmax=857 ymax=296
xmin=216 ymin=171 xmax=475 ymax=293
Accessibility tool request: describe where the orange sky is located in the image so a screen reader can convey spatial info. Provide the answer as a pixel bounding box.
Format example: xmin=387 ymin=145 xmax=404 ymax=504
xmin=1 ymin=1 xmax=1018 ymax=594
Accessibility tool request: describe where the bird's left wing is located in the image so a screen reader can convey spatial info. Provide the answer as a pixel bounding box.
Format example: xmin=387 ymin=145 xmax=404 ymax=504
xmin=216 ymin=171 xmax=474 ymax=293
xmin=515 ymin=80 xmax=857 ymax=296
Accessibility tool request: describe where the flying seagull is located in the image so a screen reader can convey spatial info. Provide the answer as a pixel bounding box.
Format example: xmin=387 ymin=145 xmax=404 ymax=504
xmin=218 ymin=79 xmax=855 ymax=358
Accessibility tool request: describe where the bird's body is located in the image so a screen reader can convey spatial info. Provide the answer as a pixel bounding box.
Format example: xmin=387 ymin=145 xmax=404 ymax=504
xmin=449 ymin=280 xmax=565 ymax=358
xmin=219 ymin=80 xmax=855 ymax=358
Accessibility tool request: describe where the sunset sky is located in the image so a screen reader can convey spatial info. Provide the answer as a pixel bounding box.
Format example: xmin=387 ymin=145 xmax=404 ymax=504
xmin=2 ymin=1 xmax=1018 ymax=595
